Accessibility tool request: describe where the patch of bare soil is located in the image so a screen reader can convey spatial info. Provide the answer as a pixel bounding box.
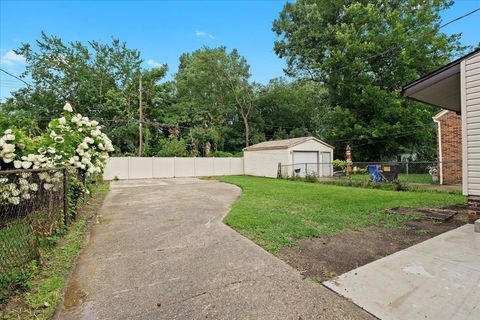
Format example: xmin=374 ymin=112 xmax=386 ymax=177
xmin=279 ymin=205 xmax=468 ymax=283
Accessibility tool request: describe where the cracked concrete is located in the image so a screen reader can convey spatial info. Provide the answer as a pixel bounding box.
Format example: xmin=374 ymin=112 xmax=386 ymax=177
xmin=56 ymin=178 xmax=373 ymax=320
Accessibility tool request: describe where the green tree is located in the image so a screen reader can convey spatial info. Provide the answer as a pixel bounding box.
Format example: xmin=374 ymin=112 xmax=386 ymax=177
xmin=255 ymin=78 xmax=328 ymax=140
xmin=1 ymin=33 xmax=171 ymax=155
xmin=174 ymin=47 xmax=255 ymax=151
xmin=154 ymin=137 xmax=190 ymax=157
xmin=273 ymin=0 xmax=465 ymax=160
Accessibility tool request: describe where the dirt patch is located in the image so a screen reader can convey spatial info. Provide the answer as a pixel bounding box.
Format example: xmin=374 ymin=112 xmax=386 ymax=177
xmin=279 ymin=205 xmax=468 ymax=283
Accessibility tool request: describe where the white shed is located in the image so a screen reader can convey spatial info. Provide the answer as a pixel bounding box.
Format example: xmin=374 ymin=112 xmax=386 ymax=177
xmin=243 ymin=136 xmax=334 ymax=178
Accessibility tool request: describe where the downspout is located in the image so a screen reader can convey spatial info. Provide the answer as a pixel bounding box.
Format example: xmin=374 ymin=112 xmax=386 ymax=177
xmin=433 ymin=117 xmax=443 ymax=185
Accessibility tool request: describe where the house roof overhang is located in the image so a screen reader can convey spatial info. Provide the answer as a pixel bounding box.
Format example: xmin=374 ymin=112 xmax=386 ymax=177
xmin=401 ymin=49 xmax=480 ymax=113
xmin=402 ymin=62 xmax=461 ymax=112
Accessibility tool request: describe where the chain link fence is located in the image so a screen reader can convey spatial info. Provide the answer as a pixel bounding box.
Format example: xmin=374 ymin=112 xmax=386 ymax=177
xmin=279 ymin=160 xmax=463 ymax=186
xmin=0 ymin=167 xmax=72 ymax=299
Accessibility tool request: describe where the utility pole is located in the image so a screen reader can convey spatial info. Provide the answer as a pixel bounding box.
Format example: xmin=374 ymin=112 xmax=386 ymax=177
xmin=138 ymin=74 xmax=143 ymax=156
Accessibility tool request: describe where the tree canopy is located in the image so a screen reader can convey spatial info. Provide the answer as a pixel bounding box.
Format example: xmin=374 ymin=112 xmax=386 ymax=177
xmin=1 ymin=1 xmax=468 ymax=161
xmin=273 ymin=0 xmax=465 ymax=160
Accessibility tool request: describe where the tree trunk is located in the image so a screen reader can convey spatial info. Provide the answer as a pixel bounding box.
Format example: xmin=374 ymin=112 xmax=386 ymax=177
xmin=241 ymin=113 xmax=250 ymax=147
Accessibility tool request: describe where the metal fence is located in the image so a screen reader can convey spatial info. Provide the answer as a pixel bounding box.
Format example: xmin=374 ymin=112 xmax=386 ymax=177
xmin=279 ymin=160 xmax=463 ymax=186
xmin=0 ymin=167 xmax=69 ymax=287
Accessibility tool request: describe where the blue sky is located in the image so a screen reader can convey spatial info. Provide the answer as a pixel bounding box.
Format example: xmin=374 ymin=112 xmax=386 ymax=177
xmin=1 ymin=0 xmax=479 ymax=101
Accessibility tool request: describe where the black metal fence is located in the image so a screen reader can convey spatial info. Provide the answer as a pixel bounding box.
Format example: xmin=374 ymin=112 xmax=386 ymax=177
xmin=278 ymin=160 xmax=463 ymax=186
xmin=0 ymin=167 xmax=71 ymax=291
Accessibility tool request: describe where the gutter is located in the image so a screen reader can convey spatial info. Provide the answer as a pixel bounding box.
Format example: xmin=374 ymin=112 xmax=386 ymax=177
xmin=433 ymin=117 xmax=443 ymax=185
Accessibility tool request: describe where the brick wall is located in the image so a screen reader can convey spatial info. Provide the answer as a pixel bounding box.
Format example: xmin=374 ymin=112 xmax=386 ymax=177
xmin=436 ymin=111 xmax=462 ymax=185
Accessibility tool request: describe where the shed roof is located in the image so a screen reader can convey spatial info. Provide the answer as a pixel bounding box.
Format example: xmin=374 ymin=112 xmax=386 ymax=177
xmin=243 ymin=136 xmax=334 ymax=151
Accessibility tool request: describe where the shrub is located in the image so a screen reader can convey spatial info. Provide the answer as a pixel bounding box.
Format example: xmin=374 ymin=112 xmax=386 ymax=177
xmin=154 ymin=138 xmax=189 ymax=157
xmin=210 ymin=150 xmax=235 ymax=157
xmin=332 ymin=159 xmax=347 ymax=174
xmin=0 ymin=103 xmax=114 ymax=205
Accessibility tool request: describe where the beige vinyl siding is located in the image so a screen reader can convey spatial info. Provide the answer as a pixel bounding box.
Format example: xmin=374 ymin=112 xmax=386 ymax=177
xmin=465 ymin=52 xmax=480 ymax=195
xmin=244 ymin=149 xmax=289 ymax=178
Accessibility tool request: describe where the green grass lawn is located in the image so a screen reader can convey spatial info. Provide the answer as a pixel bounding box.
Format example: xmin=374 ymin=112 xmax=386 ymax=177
xmin=216 ymin=176 xmax=465 ymax=253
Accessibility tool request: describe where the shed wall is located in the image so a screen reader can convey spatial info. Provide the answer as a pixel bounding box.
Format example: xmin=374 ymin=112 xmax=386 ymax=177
xmin=244 ymin=149 xmax=289 ymax=178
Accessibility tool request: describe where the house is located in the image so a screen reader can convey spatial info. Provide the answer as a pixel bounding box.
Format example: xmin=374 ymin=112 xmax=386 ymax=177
xmin=433 ymin=110 xmax=462 ymax=185
xmin=402 ymin=48 xmax=480 ymax=223
xmin=243 ymin=136 xmax=334 ymax=178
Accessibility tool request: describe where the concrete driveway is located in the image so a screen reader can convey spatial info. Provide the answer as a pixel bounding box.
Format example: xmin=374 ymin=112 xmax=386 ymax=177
xmin=56 ymin=178 xmax=373 ymax=320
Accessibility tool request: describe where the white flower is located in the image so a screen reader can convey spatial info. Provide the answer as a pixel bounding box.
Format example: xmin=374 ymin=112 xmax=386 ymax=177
xmin=21 ymin=161 xmax=32 ymax=169
xmin=13 ymin=160 xmax=22 ymax=169
xmin=4 ymin=129 xmax=12 ymax=135
xmin=43 ymin=183 xmax=53 ymax=190
xmin=5 ymin=134 xmax=15 ymax=141
xmin=58 ymin=117 xmax=67 ymax=125
xmin=78 ymin=142 xmax=88 ymax=150
xmin=2 ymin=143 xmax=15 ymax=153
xmin=63 ymin=103 xmax=73 ymax=112
xmin=30 ymin=183 xmax=38 ymax=191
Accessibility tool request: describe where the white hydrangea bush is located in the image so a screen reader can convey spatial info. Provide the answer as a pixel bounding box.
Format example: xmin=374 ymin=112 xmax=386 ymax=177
xmin=0 ymin=103 xmax=114 ymax=205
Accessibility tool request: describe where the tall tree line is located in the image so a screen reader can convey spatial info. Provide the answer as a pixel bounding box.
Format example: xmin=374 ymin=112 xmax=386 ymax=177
xmin=1 ymin=0 xmax=467 ymax=161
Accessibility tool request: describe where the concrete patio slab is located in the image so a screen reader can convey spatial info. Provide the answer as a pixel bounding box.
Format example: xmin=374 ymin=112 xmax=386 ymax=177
xmin=56 ymin=178 xmax=373 ymax=320
xmin=324 ymin=224 xmax=480 ymax=320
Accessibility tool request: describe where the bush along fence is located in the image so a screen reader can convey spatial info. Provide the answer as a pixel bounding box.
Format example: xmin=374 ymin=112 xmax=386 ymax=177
xmin=0 ymin=103 xmax=114 ymax=303
xmin=278 ymin=160 xmax=463 ymax=188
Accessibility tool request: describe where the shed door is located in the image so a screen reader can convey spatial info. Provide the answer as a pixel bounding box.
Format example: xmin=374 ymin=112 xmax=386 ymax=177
xmin=293 ymin=151 xmax=318 ymax=177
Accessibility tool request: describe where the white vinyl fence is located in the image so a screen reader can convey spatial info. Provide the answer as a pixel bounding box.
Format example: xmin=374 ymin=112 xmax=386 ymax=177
xmin=103 ymin=157 xmax=244 ymax=180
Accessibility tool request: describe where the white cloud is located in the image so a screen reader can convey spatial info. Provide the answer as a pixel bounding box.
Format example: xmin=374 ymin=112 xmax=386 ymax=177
xmin=0 ymin=50 xmax=26 ymax=65
xmin=146 ymin=59 xmax=162 ymax=68
xmin=195 ymin=30 xmax=214 ymax=40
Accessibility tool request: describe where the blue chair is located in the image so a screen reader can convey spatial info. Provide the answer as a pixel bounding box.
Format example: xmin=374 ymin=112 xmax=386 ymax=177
xmin=368 ymin=165 xmax=382 ymax=182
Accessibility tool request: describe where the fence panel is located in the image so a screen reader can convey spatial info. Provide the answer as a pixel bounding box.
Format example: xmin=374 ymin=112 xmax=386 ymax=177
xmin=213 ymin=158 xmax=230 ymax=176
xmin=194 ymin=158 xmax=214 ymax=177
xmin=174 ymin=158 xmax=195 ymax=177
xmin=103 ymin=157 xmax=129 ymax=180
xmin=129 ymin=157 xmax=153 ymax=179
xmin=230 ymin=158 xmax=244 ymax=175
xmin=153 ymin=157 xmax=174 ymax=178
xmin=0 ymin=167 xmax=67 ymax=285
xmin=103 ymin=157 xmax=245 ymax=180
